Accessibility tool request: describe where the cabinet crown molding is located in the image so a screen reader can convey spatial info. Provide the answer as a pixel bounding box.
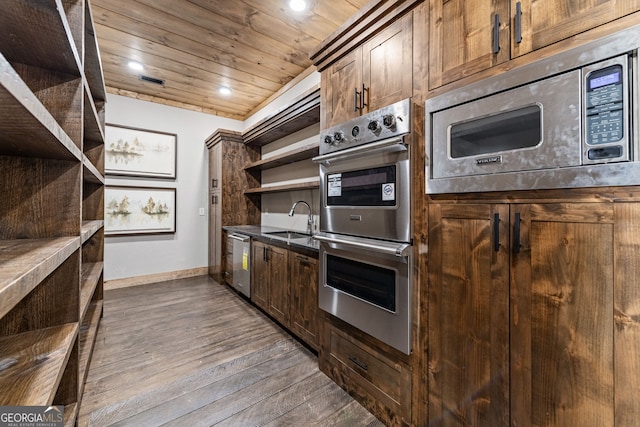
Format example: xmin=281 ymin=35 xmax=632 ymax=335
xmin=205 ymin=129 xmax=243 ymax=148
xmin=309 ymin=0 xmax=423 ymax=71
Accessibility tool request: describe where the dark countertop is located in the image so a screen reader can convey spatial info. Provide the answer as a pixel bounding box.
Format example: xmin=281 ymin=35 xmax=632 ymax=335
xmin=223 ymin=225 xmax=319 ymax=253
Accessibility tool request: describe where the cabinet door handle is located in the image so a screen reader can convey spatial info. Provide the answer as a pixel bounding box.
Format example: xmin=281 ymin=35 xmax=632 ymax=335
xmin=354 ymin=87 xmax=361 ymax=112
xmin=515 ymin=2 xmax=523 ymax=44
xmin=492 ymin=13 xmax=500 ymax=54
xmin=348 ymin=355 xmax=368 ymax=371
xmin=513 ymin=212 xmax=521 ymax=254
xmin=361 ymin=84 xmax=369 ymax=109
xmin=211 ymin=195 xmax=217 ymax=205
xmin=212 ymin=178 xmax=218 ymax=188
xmin=493 ymin=213 xmax=500 ymax=252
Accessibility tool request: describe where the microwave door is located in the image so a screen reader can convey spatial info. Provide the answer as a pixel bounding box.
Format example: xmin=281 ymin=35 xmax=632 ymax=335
xmin=432 ymin=69 xmax=583 ymax=179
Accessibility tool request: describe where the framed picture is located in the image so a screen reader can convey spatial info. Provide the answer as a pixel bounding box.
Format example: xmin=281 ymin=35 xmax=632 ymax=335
xmin=105 ymin=124 xmax=177 ymax=179
xmin=105 ymin=186 xmax=176 ymax=236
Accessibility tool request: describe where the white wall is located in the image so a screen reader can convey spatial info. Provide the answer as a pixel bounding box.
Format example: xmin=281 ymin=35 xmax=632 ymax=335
xmin=104 ymin=94 xmax=243 ymax=281
xmin=105 ymin=71 xmax=320 ymax=281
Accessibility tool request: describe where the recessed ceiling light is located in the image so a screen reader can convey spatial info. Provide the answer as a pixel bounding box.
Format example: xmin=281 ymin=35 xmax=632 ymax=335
xmin=219 ymin=86 xmax=232 ymax=96
xmin=289 ymin=0 xmax=306 ymax=12
xmin=128 ymin=61 xmax=144 ymax=71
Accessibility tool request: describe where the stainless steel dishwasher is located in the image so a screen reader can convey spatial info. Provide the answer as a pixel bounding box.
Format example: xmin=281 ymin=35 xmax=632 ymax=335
xmin=228 ymin=233 xmax=251 ymax=298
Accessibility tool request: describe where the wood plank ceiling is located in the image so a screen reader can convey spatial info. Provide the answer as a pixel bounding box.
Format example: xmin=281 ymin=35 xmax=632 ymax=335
xmin=91 ymin=0 xmax=370 ymax=120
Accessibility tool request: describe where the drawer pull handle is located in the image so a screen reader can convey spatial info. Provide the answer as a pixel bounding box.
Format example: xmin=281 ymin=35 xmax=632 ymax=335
xmin=348 ymin=355 xmax=368 ymax=371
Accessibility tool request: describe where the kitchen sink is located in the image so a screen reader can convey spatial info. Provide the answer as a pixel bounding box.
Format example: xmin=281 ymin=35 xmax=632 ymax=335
xmin=265 ymin=230 xmax=311 ymax=239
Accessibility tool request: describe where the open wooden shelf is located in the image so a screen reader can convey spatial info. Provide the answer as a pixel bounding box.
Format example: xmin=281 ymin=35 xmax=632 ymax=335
xmin=0 ymin=237 xmax=80 ymax=320
xmin=81 ymin=220 xmax=104 ymax=244
xmin=83 ymin=81 xmax=105 ymax=149
xmin=0 ymin=323 xmax=78 ymax=405
xmin=244 ymin=179 xmax=320 ymax=194
xmin=0 ymin=0 xmax=81 ymax=77
xmin=245 ymin=143 xmax=319 ymax=171
xmin=83 ymin=1 xmax=106 ymax=103
xmin=243 ymin=86 xmax=320 ymax=148
xmin=64 ymin=402 xmax=78 ymax=427
xmin=80 ymin=262 xmax=103 ymax=321
xmin=78 ymin=301 xmax=102 ymax=398
xmin=0 ymin=55 xmax=82 ymax=161
xmin=1 ymin=0 xmax=105 ymax=416
xmin=83 ymin=155 xmax=104 ymax=185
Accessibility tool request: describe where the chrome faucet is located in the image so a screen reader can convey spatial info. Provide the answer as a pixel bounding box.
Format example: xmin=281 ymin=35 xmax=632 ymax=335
xmin=288 ymin=200 xmax=313 ymax=235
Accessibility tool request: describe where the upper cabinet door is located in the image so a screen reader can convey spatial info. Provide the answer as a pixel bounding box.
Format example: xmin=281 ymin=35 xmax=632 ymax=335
xmin=512 ymin=0 xmax=640 ymax=57
xmin=323 ymin=48 xmax=363 ymax=128
xmin=321 ymin=11 xmax=415 ymax=128
xmin=428 ymin=0 xmax=510 ymax=90
xmin=362 ymin=13 xmax=413 ymax=113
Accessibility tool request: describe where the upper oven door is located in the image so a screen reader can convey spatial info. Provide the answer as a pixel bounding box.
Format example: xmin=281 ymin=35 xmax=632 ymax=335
xmin=314 ymin=137 xmax=410 ymax=242
xmin=431 ymin=69 xmax=582 ymax=179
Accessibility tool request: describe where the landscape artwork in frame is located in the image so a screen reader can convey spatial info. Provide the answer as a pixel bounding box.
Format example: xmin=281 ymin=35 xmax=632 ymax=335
xmin=105 ymin=186 xmax=176 ymax=235
xmin=105 ymin=124 xmax=177 ymax=179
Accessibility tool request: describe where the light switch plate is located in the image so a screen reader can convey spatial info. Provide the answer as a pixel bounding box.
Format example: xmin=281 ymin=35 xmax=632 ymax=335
xmin=199 ymin=208 xmax=205 ymax=216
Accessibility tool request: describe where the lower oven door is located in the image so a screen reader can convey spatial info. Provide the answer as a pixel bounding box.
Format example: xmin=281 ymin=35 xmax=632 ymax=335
xmin=314 ymin=232 xmax=412 ymax=354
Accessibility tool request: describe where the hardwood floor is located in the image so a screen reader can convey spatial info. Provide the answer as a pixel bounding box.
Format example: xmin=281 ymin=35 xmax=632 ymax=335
xmin=78 ymin=275 xmax=382 ymax=426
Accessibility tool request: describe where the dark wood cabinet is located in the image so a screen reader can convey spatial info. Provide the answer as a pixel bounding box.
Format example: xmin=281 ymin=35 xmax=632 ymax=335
xmin=205 ymin=130 xmax=260 ymax=283
xmin=290 ymin=250 xmax=319 ymax=350
xmin=251 ymin=240 xmax=289 ymax=325
xmin=266 ymin=244 xmax=289 ymax=326
xmin=321 ymin=12 xmax=413 ymax=128
xmin=321 ymin=315 xmax=412 ymax=426
xmin=251 ymin=240 xmax=319 ymax=350
xmin=251 ymin=240 xmax=270 ymax=311
xmin=427 ymin=203 xmax=510 ymax=426
xmin=510 ymin=203 xmax=616 ymax=427
xmin=428 ymin=199 xmax=640 ymax=426
xmin=428 ymin=0 xmax=640 ymax=89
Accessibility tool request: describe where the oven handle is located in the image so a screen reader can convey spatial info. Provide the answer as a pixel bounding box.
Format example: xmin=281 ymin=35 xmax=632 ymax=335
xmin=313 ymin=233 xmax=411 ymax=257
xmin=312 ymin=136 xmax=407 ymax=164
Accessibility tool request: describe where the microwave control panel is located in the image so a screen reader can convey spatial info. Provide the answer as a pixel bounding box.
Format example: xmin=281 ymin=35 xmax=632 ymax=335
xmin=583 ymin=56 xmax=629 ymax=163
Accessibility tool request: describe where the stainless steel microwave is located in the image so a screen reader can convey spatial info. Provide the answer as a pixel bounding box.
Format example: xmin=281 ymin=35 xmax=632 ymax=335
xmin=425 ymin=25 xmax=640 ymax=194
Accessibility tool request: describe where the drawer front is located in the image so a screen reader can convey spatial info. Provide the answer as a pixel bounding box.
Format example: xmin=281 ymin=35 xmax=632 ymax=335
xmin=327 ymin=325 xmax=411 ymax=420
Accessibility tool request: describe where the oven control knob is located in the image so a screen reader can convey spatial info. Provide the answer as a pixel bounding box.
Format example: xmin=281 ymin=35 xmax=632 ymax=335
xmin=334 ymin=131 xmax=344 ymax=143
xmin=383 ymin=114 xmax=396 ymax=128
xmin=323 ymin=135 xmax=334 ymax=145
xmin=367 ymin=120 xmax=380 ymax=132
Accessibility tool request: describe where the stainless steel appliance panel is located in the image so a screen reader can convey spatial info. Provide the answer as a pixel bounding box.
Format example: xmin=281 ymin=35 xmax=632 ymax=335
xmin=425 ymin=24 xmax=640 ymax=194
xmin=317 ymin=137 xmax=411 ymax=242
xmin=432 ymin=70 xmax=582 ymax=179
xmin=230 ymin=233 xmax=251 ymax=298
xmin=316 ymin=232 xmax=412 ymax=354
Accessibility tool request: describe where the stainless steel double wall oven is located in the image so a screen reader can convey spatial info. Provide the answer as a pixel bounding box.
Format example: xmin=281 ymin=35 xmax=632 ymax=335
xmin=313 ymin=99 xmax=413 ymax=354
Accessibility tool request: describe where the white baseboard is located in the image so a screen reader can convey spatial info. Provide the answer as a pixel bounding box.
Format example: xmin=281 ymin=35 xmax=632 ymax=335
xmin=104 ymin=267 xmax=209 ymax=290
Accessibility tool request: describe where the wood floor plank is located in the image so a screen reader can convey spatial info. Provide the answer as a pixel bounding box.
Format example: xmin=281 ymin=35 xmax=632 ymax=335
xmin=85 ymin=337 xmax=303 ymax=426
xmin=109 ymin=349 xmax=315 ymax=426
xmin=162 ymin=363 xmax=323 ymax=427
xmin=78 ymin=276 xmax=378 ymax=426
